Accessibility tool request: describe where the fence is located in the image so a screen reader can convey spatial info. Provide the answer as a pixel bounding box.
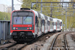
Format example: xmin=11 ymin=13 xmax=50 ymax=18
xmin=0 ymin=20 xmax=10 ymax=43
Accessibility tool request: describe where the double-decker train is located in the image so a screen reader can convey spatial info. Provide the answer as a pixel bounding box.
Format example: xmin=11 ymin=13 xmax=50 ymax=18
xmin=10 ymin=8 xmax=62 ymax=42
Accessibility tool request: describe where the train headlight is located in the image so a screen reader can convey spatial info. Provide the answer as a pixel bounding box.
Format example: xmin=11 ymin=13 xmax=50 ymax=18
xmin=30 ymin=27 xmax=32 ymax=29
xmin=10 ymin=33 xmax=12 ymax=35
xmin=13 ymin=27 xmax=16 ymax=30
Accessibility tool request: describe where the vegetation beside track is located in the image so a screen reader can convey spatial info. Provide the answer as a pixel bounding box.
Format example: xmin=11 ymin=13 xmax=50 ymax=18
xmin=0 ymin=12 xmax=10 ymax=20
xmin=21 ymin=0 xmax=75 ymax=29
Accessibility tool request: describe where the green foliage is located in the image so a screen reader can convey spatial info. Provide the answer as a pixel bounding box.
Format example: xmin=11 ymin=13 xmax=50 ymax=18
xmin=0 ymin=12 xmax=11 ymax=20
xmin=21 ymin=0 xmax=75 ymax=28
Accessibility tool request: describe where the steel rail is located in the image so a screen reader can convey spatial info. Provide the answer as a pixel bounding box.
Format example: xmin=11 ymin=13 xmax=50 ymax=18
xmin=18 ymin=43 xmax=27 ymax=50
xmin=64 ymin=33 xmax=69 ymax=50
xmin=1 ymin=43 xmax=27 ymax=50
xmin=50 ymin=33 xmax=60 ymax=50
xmin=0 ymin=43 xmax=17 ymax=50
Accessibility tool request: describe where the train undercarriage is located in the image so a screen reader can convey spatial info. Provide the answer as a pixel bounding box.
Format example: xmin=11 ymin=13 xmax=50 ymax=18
xmin=11 ymin=31 xmax=36 ymax=42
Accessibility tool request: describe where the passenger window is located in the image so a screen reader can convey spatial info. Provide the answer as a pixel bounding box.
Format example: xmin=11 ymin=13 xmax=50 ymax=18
xmin=60 ymin=22 xmax=62 ymax=26
xmin=42 ymin=20 xmax=45 ymax=25
xmin=47 ymin=21 xmax=50 ymax=25
xmin=52 ymin=22 xmax=54 ymax=26
xmin=47 ymin=21 xmax=48 ymax=25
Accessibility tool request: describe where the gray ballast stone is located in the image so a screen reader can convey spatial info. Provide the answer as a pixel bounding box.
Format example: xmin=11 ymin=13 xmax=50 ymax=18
xmin=40 ymin=33 xmax=59 ymax=50
xmin=66 ymin=34 xmax=75 ymax=50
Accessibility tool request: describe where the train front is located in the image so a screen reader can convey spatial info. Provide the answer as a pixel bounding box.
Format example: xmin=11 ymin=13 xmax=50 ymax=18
xmin=10 ymin=8 xmax=35 ymax=42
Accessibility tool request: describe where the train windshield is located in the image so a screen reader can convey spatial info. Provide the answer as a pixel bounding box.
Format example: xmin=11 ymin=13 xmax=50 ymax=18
xmin=13 ymin=16 xmax=32 ymax=24
xmin=23 ymin=16 xmax=32 ymax=24
xmin=14 ymin=17 xmax=22 ymax=24
xmin=12 ymin=11 xmax=34 ymax=24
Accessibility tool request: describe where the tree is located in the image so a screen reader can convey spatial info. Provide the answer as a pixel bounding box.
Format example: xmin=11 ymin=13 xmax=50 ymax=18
xmin=21 ymin=0 xmax=75 ymax=28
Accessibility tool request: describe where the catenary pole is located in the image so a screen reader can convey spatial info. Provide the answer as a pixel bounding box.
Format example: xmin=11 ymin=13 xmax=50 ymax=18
xmin=12 ymin=0 xmax=14 ymax=11
xmin=41 ymin=0 xmax=42 ymax=13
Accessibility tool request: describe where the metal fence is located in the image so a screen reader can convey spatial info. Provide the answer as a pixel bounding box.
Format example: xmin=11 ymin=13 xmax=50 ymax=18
xmin=0 ymin=20 xmax=10 ymax=43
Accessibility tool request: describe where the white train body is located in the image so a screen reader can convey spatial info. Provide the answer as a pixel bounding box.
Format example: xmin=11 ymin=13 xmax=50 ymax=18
xmin=10 ymin=8 xmax=62 ymax=42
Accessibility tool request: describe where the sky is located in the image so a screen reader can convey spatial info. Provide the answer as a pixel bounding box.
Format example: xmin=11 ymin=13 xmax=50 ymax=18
xmin=0 ymin=0 xmax=22 ymax=10
xmin=0 ymin=0 xmax=22 ymax=6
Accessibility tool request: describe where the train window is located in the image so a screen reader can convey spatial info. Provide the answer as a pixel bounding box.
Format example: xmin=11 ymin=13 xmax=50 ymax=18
xmin=47 ymin=21 xmax=48 ymax=25
xmin=47 ymin=21 xmax=50 ymax=25
xmin=57 ymin=22 xmax=59 ymax=25
xmin=52 ymin=22 xmax=54 ymax=25
xmin=60 ymin=22 xmax=62 ymax=26
xmin=45 ymin=16 xmax=47 ymax=20
xmin=54 ymin=22 xmax=56 ymax=25
xmin=13 ymin=17 xmax=22 ymax=24
xmin=42 ymin=20 xmax=45 ymax=25
xmin=23 ymin=17 xmax=32 ymax=24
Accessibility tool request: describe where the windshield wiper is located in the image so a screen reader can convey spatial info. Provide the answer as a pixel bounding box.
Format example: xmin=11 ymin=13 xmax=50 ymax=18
xmin=16 ymin=17 xmax=19 ymax=23
xmin=23 ymin=15 xmax=29 ymax=21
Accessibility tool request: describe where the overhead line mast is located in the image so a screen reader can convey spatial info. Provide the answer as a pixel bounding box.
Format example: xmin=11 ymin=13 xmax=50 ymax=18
xmin=12 ymin=0 xmax=14 ymax=11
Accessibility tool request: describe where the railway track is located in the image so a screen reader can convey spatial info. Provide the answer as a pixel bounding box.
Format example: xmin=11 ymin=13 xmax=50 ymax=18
xmin=0 ymin=43 xmax=16 ymax=49
xmin=0 ymin=43 xmax=27 ymax=50
xmin=64 ymin=33 xmax=69 ymax=50
xmin=22 ymin=32 xmax=58 ymax=50
xmin=50 ymin=32 xmax=69 ymax=50
xmin=8 ymin=43 xmax=27 ymax=50
xmin=0 ymin=32 xmax=60 ymax=50
xmin=50 ymin=33 xmax=60 ymax=50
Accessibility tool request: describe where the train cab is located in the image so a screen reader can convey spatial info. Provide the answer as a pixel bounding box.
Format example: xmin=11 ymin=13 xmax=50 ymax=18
xmin=10 ymin=8 xmax=42 ymax=41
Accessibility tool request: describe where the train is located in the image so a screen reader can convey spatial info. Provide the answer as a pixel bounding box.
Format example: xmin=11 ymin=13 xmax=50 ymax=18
xmin=10 ymin=8 xmax=62 ymax=42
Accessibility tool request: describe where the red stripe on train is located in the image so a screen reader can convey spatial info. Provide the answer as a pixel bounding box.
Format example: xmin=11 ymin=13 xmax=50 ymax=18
xmin=13 ymin=25 xmax=32 ymax=27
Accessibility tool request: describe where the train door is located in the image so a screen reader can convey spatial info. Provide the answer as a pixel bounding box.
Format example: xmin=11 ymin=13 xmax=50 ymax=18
xmin=60 ymin=22 xmax=62 ymax=30
xmin=45 ymin=16 xmax=48 ymax=33
xmin=38 ymin=13 xmax=42 ymax=36
xmin=52 ymin=22 xmax=54 ymax=31
xmin=60 ymin=21 xmax=61 ymax=30
xmin=50 ymin=18 xmax=53 ymax=32
xmin=35 ymin=16 xmax=38 ymax=36
xmin=47 ymin=21 xmax=50 ymax=32
xmin=39 ymin=17 xmax=42 ymax=35
xmin=42 ymin=19 xmax=45 ymax=33
xmin=57 ymin=20 xmax=60 ymax=31
xmin=35 ymin=16 xmax=41 ymax=36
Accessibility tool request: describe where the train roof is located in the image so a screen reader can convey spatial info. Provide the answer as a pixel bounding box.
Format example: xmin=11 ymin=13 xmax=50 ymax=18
xmin=40 ymin=13 xmax=45 ymax=19
xmin=31 ymin=9 xmax=45 ymax=19
xmin=47 ymin=16 xmax=50 ymax=21
xmin=31 ymin=9 xmax=38 ymax=17
xmin=53 ymin=18 xmax=58 ymax=22
xmin=20 ymin=8 xmax=62 ymax=21
xmin=58 ymin=19 xmax=62 ymax=22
